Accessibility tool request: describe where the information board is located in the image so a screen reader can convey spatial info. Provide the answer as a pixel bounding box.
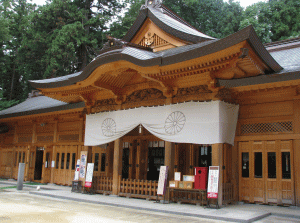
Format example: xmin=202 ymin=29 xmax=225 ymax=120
xmin=157 ymin=166 xmax=168 ymax=195
xmin=207 ymin=166 xmax=219 ymax=199
xmin=84 ymin=163 xmax=94 ymax=188
xmin=79 ymin=151 xmax=87 ymax=182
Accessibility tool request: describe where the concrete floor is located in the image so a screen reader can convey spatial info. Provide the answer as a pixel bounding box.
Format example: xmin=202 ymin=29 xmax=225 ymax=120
xmin=0 ymin=192 xmax=227 ymax=223
xmin=1 ymin=180 xmax=300 ymax=223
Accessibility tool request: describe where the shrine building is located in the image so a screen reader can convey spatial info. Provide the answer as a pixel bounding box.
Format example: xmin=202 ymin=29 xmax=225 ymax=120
xmin=1 ymin=0 xmax=300 ymax=206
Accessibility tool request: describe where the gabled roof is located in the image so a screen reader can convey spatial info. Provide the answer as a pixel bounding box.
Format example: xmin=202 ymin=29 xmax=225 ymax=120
xmin=123 ymin=3 xmax=215 ymax=43
xmin=29 ymin=26 xmax=282 ymax=89
xmin=0 ymin=96 xmax=85 ymax=119
xmin=219 ymin=38 xmax=300 ymax=88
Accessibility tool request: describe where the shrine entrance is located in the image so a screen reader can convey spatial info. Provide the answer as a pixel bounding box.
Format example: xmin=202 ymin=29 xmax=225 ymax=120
xmin=34 ymin=147 xmax=44 ymax=180
xmin=239 ymin=140 xmax=295 ymax=205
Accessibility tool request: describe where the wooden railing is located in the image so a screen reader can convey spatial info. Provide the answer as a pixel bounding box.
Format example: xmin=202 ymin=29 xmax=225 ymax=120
xmin=119 ymin=177 xmax=158 ymax=199
xmin=223 ymin=183 xmax=234 ymax=204
xmin=92 ymin=176 xmax=113 ymax=194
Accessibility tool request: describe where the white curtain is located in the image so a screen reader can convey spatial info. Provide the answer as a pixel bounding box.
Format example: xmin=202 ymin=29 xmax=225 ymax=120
xmin=84 ymin=101 xmax=239 ymax=146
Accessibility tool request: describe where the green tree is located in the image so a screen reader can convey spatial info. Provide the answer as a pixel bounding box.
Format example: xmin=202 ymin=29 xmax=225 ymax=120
xmin=163 ymin=0 xmax=243 ymax=39
xmin=239 ymin=2 xmax=273 ymax=43
xmin=109 ymin=0 xmax=144 ymax=39
xmin=0 ymin=0 xmax=35 ymax=103
xmin=269 ymin=0 xmax=300 ymax=41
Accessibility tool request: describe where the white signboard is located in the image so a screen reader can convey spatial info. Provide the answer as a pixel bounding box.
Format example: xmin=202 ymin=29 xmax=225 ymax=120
xmin=174 ymin=172 xmax=181 ymax=181
xmin=51 ymin=161 xmax=55 ymax=168
xmin=207 ymin=166 xmax=219 ymax=199
xmin=84 ymin=163 xmax=94 ymax=188
xmin=157 ymin=166 xmax=168 ymax=195
xmin=74 ymin=159 xmax=80 ymax=181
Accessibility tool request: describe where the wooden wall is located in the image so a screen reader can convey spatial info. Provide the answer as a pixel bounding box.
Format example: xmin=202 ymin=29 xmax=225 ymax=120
xmin=234 ymin=86 xmax=299 ymax=206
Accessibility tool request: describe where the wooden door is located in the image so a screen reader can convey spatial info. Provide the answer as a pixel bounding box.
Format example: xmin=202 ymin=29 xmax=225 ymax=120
xmin=92 ymin=146 xmax=106 ymax=178
xmin=65 ymin=146 xmax=77 ymax=186
xmin=278 ymin=140 xmax=294 ymax=205
xmin=239 ymin=141 xmax=251 ymax=202
xmin=239 ymin=140 xmax=294 ymax=205
xmin=53 ymin=145 xmax=77 ymax=185
xmin=28 ymin=148 xmax=36 ymax=181
xmin=54 ymin=148 xmax=62 ymax=184
xmin=13 ymin=147 xmax=27 ymax=179
xmin=43 ymin=149 xmax=52 ymax=183
xmin=252 ymin=141 xmax=264 ymax=203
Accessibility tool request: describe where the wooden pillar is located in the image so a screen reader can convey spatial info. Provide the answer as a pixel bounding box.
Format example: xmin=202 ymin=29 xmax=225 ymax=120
xmin=50 ymin=146 xmax=56 ymax=184
xmin=87 ymin=146 xmax=93 ymax=163
xmin=212 ymin=143 xmax=223 ymax=206
xmin=165 ymin=141 xmax=175 ymax=181
xmin=105 ymin=143 xmax=110 ymax=177
xmin=293 ymin=98 xmax=300 ymax=206
xmin=41 ymin=146 xmax=47 ymax=183
xmin=174 ymin=144 xmax=179 ymax=172
xmin=24 ymin=146 xmax=31 ymax=181
xmin=189 ymin=144 xmax=195 ymax=175
xmin=136 ymin=139 xmax=141 ymax=180
xmin=112 ymin=138 xmax=122 ymax=195
xmin=10 ymin=146 xmax=16 ymax=179
xmin=128 ymin=142 xmax=134 ymax=179
xmin=231 ymin=142 xmax=239 ymax=202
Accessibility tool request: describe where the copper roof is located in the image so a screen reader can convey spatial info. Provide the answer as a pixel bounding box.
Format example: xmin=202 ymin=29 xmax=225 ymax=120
xmin=29 ymin=26 xmax=282 ymax=89
xmin=122 ymin=4 xmax=215 ymax=43
xmin=0 ymin=96 xmax=85 ymax=119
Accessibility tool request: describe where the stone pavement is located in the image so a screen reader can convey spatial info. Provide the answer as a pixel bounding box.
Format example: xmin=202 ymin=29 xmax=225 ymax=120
xmin=1 ymin=179 xmax=300 ymax=223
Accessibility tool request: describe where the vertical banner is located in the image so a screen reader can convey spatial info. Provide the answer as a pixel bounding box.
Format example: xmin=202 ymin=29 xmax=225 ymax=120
xmin=79 ymin=151 xmax=88 ymax=183
xmin=84 ymin=163 xmax=94 ymax=188
xmin=74 ymin=159 xmax=80 ymax=181
xmin=157 ymin=166 xmax=169 ymax=195
xmin=207 ymin=166 xmax=219 ymax=199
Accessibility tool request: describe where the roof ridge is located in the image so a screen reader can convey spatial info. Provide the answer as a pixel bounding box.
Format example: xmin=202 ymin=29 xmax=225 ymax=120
xmin=265 ymin=37 xmax=300 ymax=52
xmin=265 ymin=37 xmax=300 ymax=47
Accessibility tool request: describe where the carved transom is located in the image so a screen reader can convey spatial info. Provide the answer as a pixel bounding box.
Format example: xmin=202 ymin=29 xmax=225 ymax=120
xmin=177 ymin=86 xmax=212 ymax=96
xmin=124 ymin=88 xmax=166 ymax=103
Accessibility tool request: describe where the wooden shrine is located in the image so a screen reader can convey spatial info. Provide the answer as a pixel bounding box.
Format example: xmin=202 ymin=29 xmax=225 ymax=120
xmin=0 ymin=0 xmax=300 ymax=207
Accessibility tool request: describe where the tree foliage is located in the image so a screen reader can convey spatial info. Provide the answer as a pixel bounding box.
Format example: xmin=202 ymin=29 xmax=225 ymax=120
xmin=0 ymin=0 xmax=123 ymax=109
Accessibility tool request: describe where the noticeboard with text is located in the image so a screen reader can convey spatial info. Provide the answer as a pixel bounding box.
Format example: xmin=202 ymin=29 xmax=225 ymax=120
xmin=207 ymin=166 xmax=219 ymax=199
xmin=157 ymin=166 xmax=168 ymax=196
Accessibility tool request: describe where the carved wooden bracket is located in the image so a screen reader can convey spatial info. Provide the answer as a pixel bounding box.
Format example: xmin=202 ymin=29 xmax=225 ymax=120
xmin=115 ymin=95 xmax=126 ymax=105
xmin=162 ymin=87 xmax=178 ymax=98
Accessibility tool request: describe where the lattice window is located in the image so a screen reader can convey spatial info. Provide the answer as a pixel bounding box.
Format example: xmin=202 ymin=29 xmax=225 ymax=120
xmin=58 ymin=134 xmax=79 ymax=142
xmin=37 ymin=135 xmax=53 ymax=142
xmin=241 ymin=121 xmax=293 ymax=135
xmin=18 ymin=135 xmax=32 ymax=143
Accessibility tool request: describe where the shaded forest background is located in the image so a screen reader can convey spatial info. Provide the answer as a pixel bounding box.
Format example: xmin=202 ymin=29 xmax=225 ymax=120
xmin=0 ymin=0 xmax=299 ymax=110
